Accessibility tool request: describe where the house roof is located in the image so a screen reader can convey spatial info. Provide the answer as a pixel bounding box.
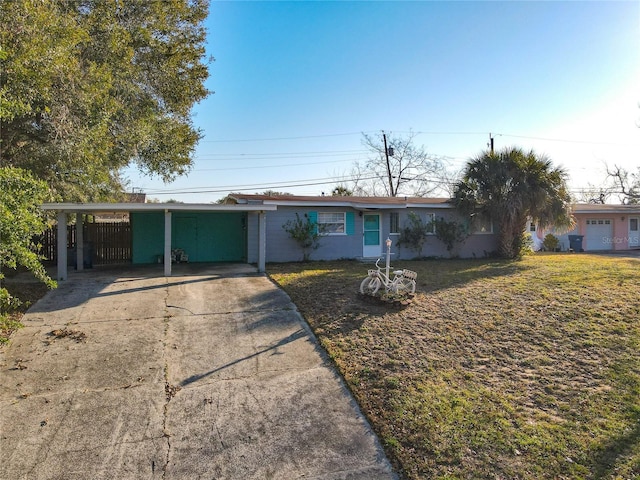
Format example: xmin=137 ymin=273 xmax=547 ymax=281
xmin=40 ymin=202 xmax=277 ymax=213
xmin=571 ymin=203 xmax=640 ymax=214
xmin=228 ymin=193 xmax=453 ymax=209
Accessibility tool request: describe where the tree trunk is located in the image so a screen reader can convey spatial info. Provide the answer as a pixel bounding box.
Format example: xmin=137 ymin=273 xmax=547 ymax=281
xmin=498 ymin=222 xmax=517 ymax=258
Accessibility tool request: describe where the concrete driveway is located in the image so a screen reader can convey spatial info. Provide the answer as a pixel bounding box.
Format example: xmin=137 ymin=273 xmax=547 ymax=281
xmin=0 ymin=264 xmax=395 ymax=479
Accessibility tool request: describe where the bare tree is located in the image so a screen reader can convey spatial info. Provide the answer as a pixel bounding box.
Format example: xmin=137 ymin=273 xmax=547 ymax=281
xmin=350 ymin=131 xmax=445 ymax=197
xmin=606 ymin=165 xmax=640 ymax=204
xmin=574 ymin=184 xmax=613 ymax=204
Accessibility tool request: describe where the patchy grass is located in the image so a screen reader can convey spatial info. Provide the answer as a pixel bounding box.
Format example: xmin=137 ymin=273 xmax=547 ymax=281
xmin=0 ymin=282 xmax=50 ymax=344
xmin=268 ymin=254 xmax=640 ymax=480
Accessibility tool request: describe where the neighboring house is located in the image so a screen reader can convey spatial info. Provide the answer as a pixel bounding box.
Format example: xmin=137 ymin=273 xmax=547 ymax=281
xmin=531 ymin=203 xmax=640 ymax=251
xmin=227 ymin=194 xmax=498 ymax=262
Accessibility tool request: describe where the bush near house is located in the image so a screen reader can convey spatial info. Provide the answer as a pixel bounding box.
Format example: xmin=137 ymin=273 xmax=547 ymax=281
xmin=268 ymin=254 xmax=640 ymax=479
xmin=543 ymin=233 xmax=560 ymax=251
xmin=282 ymin=213 xmax=322 ymax=261
xmin=397 ymin=212 xmax=432 ymax=256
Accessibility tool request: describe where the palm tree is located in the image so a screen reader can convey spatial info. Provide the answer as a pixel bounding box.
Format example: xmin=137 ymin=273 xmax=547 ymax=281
xmin=453 ymin=147 xmax=574 ymax=258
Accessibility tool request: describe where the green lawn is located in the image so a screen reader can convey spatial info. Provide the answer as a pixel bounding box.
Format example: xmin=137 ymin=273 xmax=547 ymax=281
xmin=268 ymin=254 xmax=640 ymax=480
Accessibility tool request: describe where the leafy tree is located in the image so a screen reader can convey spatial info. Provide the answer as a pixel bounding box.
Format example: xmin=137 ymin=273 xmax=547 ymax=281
xmin=261 ymin=190 xmax=292 ymax=196
xmin=0 ymin=0 xmax=211 ymax=201
xmin=1 ymin=167 xmax=56 ymax=339
xmin=351 ymin=131 xmax=444 ymax=197
xmin=282 ymin=213 xmax=322 ymax=261
xmin=453 ymin=147 xmax=573 ymax=259
xmin=331 ymin=186 xmax=353 ymax=196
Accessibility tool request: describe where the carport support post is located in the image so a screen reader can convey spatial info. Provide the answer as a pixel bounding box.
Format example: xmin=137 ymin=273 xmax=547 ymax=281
xmin=164 ymin=210 xmax=172 ymax=276
xmin=258 ymin=211 xmax=266 ymax=272
xmin=76 ymin=213 xmax=84 ymax=272
xmin=56 ymin=212 xmax=68 ymax=281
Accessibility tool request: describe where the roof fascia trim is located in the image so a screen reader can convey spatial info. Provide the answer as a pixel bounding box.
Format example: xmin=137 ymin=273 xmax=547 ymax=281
xmin=40 ymin=203 xmax=277 ymax=213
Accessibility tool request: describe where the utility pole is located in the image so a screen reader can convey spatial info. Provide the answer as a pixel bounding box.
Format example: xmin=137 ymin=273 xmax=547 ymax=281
xmin=382 ymin=131 xmax=395 ymax=196
xmin=489 ymin=133 xmax=495 ymax=154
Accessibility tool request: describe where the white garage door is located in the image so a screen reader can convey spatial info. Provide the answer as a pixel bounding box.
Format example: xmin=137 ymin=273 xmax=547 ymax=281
xmin=585 ymin=219 xmax=613 ymax=250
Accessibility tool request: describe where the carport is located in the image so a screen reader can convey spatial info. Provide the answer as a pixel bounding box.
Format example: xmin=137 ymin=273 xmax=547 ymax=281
xmin=41 ymin=203 xmax=277 ymax=280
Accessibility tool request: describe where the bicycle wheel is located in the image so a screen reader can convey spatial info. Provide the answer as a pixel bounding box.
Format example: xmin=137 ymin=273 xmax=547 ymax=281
xmin=395 ymin=277 xmax=416 ymax=294
xmin=360 ymin=276 xmax=381 ymax=295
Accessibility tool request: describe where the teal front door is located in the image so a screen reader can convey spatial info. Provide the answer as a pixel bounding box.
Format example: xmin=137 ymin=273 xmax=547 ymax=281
xmin=363 ymin=214 xmax=381 ymax=258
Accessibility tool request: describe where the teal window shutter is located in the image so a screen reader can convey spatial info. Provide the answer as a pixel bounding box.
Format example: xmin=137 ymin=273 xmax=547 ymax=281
xmin=346 ymin=212 xmax=355 ymax=235
xmin=308 ymin=211 xmax=318 ymax=234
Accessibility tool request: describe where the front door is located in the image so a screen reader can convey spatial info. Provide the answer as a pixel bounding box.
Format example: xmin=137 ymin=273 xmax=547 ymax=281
xmin=363 ymin=214 xmax=381 ymax=258
xmin=630 ymin=217 xmax=639 ymax=247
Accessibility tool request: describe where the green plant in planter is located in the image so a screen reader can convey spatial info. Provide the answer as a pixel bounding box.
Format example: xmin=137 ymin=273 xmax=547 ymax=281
xmin=543 ymin=233 xmax=560 ymax=252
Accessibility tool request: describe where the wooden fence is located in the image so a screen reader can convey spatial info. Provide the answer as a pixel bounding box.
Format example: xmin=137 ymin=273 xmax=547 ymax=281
xmin=37 ymin=222 xmax=131 ymax=265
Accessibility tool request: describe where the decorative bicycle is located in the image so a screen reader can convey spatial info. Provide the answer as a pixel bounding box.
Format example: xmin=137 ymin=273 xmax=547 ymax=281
xmin=360 ymin=258 xmax=417 ymax=296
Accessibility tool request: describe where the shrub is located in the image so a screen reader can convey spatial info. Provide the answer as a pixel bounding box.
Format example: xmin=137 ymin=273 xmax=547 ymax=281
xmin=431 ymin=217 xmax=469 ymax=255
xmin=397 ymin=212 xmax=432 ymax=255
xmin=543 ymin=234 xmax=560 ymax=252
xmin=282 ymin=213 xmax=322 ymax=261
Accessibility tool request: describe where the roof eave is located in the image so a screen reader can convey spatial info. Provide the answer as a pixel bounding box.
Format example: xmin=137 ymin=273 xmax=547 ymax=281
xmin=40 ymin=203 xmax=277 ymax=213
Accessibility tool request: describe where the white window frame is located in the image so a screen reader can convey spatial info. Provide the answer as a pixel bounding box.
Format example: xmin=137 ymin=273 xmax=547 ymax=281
xmin=318 ymin=212 xmax=346 ymax=235
xmin=472 ymin=213 xmax=493 ymax=234
xmin=587 ymin=219 xmax=611 ymax=226
xmin=389 ymin=212 xmax=400 ymax=236
xmin=425 ymin=212 xmax=436 ymax=235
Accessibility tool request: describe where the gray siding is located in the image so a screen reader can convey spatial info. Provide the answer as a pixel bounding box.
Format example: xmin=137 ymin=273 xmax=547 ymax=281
xmin=246 ymin=205 xmax=498 ymax=263
xmin=264 ymin=207 xmax=362 ymax=262
xmin=391 ymin=210 xmax=498 ymax=259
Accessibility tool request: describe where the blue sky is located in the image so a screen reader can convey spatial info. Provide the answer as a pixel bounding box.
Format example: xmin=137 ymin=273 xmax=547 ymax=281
xmin=126 ymin=1 xmax=640 ymax=202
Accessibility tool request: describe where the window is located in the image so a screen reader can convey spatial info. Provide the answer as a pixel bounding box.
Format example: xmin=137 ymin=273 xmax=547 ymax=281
xmin=472 ymin=213 xmax=493 ymax=234
xmin=425 ymin=213 xmax=436 ymax=234
xmin=318 ymin=212 xmax=346 ymax=235
xmin=389 ymin=212 xmax=399 ymax=235
xmin=529 ymin=222 xmax=536 ymax=232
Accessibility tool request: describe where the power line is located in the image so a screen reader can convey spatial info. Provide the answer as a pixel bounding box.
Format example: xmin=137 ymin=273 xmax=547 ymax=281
xmin=141 ymin=174 xmax=380 ymax=195
xmin=194 ymin=158 xmax=352 ymax=172
xmin=195 ymin=129 xmax=640 ymax=148
xmin=496 ymin=133 xmax=640 ymax=147
xmin=199 ymin=132 xmax=364 ymax=143
xmin=194 ymin=149 xmax=368 ymax=159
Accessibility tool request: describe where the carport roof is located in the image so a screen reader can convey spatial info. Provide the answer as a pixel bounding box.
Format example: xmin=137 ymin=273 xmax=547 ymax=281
xmin=41 ymin=202 xmax=277 ymax=213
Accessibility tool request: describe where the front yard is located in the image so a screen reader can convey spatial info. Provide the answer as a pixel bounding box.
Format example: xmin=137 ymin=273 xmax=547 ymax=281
xmin=268 ymin=254 xmax=640 ymax=479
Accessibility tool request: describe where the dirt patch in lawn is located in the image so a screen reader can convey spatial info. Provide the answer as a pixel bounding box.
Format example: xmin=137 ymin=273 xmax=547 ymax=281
xmin=269 ymin=255 xmax=640 ymax=479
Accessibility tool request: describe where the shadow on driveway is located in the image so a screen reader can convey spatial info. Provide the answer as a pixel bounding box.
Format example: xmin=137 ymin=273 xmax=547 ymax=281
xmin=0 ymin=264 xmax=396 ymax=479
